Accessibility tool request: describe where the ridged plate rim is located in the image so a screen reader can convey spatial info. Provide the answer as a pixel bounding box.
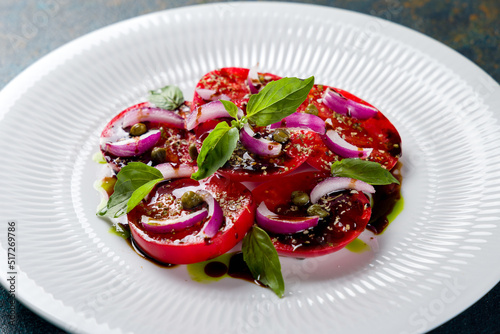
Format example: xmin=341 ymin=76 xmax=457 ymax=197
xmin=0 ymin=2 xmax=499 ymax=334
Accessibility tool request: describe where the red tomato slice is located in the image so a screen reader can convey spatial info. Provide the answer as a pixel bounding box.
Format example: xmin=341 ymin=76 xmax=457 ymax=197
xmin=128 ymin=174 xmax=255 ymax=264
xmin=300 ymin=86 xmax=402 ymax=171
xmin=194 ymin=119 xmax=317 ymax=182
xmin=217 ymin=129 xmax=316 ymax=182
xmin=192 ymin=67 xmax=281 ymax=110
xmin=252 ymin=171 xmax=372 ymax=257
xmin=100 ymin=102 xmax=196 ymax=173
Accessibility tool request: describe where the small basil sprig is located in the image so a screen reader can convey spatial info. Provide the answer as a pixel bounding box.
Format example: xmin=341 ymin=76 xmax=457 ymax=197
xmin=331 ymin=159 xmax=400 ymax=185
xmin=149 ymin=85 xmax=184 ymax=110
xmin=192 ymin=76 xmax=314 ymax=181
xmin=98 ymin=162 xmax=164 ymax=218
xmin=191 ymin=122 xmax=239 ymax=180
xmin=242 ymin=226 xmax=285 ymax=297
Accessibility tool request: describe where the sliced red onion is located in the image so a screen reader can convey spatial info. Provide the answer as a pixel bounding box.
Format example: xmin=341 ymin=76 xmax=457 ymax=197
xmin=240 ymin=123 xmax=281 ymax=157
xmin=323 ymin=130 xmax=373 ymax=159
xmin=269 ymin=112 xmax=326 ymax=134
xmin=104 ymin=130 xmax=161 ymax=157
xmin=310 ymin=177 xmax=375 ymax=204
xmin=141 ymin=209 xmax=208 ymax=233
xmin=195 ymin=88 xmax=230 ymax=101
xmin=323 ymin=89 xmax=378 ymax=119
xmin=154 ymin=163 xmax=197 ymax=179
xmin=197 ymin=190 xmax=224 ymax=238
xmin=247 ymin=65 xmax=262 ymax=94
xmin=186 ymin=100 xmax=243 ymax=130
xmin=256 ymin=202 xmax=319 ymax=234
xmin=122 ymin=106 xmax=185 ymax=129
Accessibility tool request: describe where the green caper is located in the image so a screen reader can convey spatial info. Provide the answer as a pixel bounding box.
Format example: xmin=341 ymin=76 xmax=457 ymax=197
xmin=151 ymin=147 xmax=167 ymax=165
xmin=304 ymin=103 xmax=319 ymax=116
xmin=129 ymin=123 xmax=147 ymax=136
xmin=189 ymin=144 xmax=199 ymax=161
xmin=307 ymin=204 xmax=329 ymax=218
xmin=291 ymin=191 xmax=310 ymax=207
xmin=272 ymin=129 xmax=290 ymax=144
xmin=181 ymin=191 xmax=204 ymax=209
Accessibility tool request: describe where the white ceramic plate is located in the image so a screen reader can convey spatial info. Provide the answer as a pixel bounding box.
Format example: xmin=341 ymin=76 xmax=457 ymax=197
xmin=1 ymin=2 xmax=499 ymax=334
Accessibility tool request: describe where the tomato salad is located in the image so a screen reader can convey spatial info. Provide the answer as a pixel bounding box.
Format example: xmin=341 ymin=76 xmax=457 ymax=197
xmin=97 ymin=67 xmax=402 ymax=297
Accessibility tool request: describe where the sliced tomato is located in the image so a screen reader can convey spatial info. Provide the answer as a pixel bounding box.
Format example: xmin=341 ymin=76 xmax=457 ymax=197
xmin=252 ymin=171 xmax=372 ymax=258
xmin=300 ymin=86 xmax=402 ymax=171
xmin=128 ymin=174 xmax=255 ymax=264
xmin=194 ymin=119 xmax=316 ymax=182
xmin=100 ymin=102 xmax=196 ymax=173
xmin=192 ymin=67 xmax=281 ymax=110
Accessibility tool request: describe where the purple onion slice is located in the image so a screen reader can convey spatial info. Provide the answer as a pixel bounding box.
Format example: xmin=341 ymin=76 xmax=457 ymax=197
xmin=256 ymin=202 xmax=319 ymax=234
xmin=322 ymin=130 xmax=373 ymax=159
xmin=121 ymin=106 xmax=185 ymax=129
xmin=154 ymin=163 xmax=197 ymax=179
xmin=269 ymin=112 xmax=326 ymax=134
xmin=104 ymin=130 xmax=161 ymax=157
xmin=141 ymin=209 xmax=208 ymax=233
xmin=186 ymin=100 xmax=243 ymax=130
xmin=247 ymin=65 xmax=262 ymax=94
xmin=240 ymin=123 xmax=282 ymax=157
xmin=310 ymin=177 xmax=375 ymax=204
xmin=197 ymin=190 xmax=224 ymax=238
xmin=195 ymin=88 xmax=231 ymax=102
xmin=323 ymin=89 xmax=378 ymax=119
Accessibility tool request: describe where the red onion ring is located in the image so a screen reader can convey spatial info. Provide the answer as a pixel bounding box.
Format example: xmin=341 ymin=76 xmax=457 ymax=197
xmin=103 ymin=130 xmax=161 ymax=157
xmin=197 ymin=190 xmax=224 ymax=238
xmin=195 ymin=88 xmax=230 ymax=101
xmin=240 ymin=123 xmax=282 ymax=157
xmin=269 ymin=112 xmax=326 ymax=134
xmin=154 ymin=163 xmax=197 ymax=179
xmin=323 ymin=89 xmax=378 ymax=119
xmin=322 ymin=129 xmax=373 ymax=159
xmin=121 ymin=106 xmax=185 ymax=129
xmin=186 ymin=100 xmax=243 ymax=130
xmin=310 ymin=177 xmax=375 ymax=204
xmin=247 ymin=65 xmax=262 ymax=94
xmin=256 ymin=202 xmax=319 ymax=234
xmin=141 ymin=209 xmax=208 ymax=233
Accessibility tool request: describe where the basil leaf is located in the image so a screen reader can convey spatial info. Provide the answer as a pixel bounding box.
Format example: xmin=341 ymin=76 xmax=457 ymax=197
xmin=242 ymin=226 xmax=285 ymax=298
xmin=149 ymin=85 xmax=184 ymax=110
xmin=331 ymin=159 xmax=400 ymax=185
xmin=98 ymin=162 xmax=163 ymax=218
xmin=246 ymin=76 xmax=314 ymax=126
xmin=220 ymin=99 xmax=239 ymax=119
xmin=191 ymin=122 xmax=239 ymax=180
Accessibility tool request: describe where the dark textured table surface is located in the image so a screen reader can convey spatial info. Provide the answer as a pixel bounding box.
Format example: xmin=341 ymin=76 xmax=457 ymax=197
xmin=0 ymin=1 xmax=498 ymax=333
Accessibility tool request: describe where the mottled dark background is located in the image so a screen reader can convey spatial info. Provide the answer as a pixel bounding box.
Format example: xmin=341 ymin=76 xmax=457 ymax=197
xmin=0 ymin=0 xmax=498 ymax=333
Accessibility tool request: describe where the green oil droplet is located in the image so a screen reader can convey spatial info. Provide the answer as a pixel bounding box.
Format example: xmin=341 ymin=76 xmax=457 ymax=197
xmin=346 ymin=238 xmax=370 ymax=253
xmin=109 ymin=223 xmax=130 ymax=240
xmin=92 ymin=151 xmax=107 ymax=164
xmin=386 ymin=196 xmax=404 ymax=223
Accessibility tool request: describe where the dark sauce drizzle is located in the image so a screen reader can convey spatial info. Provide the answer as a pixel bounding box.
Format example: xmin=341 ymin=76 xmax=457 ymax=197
xmin=127 ymin=237 xmax=178 ymax=269
xmin=207 ymin=252 xmax=263 ymax=286
xmin=366 ymin=161 xmax=403 ymax=234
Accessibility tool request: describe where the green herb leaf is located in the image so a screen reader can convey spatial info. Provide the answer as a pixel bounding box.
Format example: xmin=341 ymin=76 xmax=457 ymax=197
xmin=246 ymin=76 xmax=314 ymax=126
xmin=220 ymin=99 xmax=239 ymax=120
xmin=98 ymin=162 xmax=163 ymax=218
xmin=191 ymin=122 xmax=239 ymax=181
xmin=242 ymin=226 xmax=285 ymax=298
xmin=331 ymin=158 xmax=400 ymax=185
xmin=149 ymin=85 xmax=184 ymax=110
